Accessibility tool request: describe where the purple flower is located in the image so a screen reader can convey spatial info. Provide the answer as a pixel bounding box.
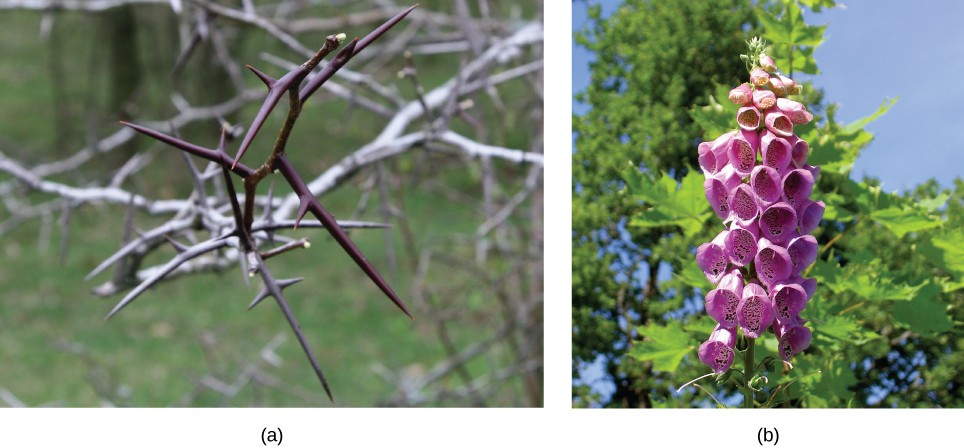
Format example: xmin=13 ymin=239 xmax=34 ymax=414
xmin=787 ymin=135 xmax=810 ymax=169
xmin=699 ymin=324 xmax=737 ymax=373
xmin=750 ymin=165 xmax=782 ymax=206
xmin=693 ymin=59 xmax=819 ymax=370
xmin=728 ymin=83 xmax=752 ymax=106
xmin=764 ymin=111 xmax=794 ymax=138
xmin=775 ymin=319 xmax=812 ymax=362
xmin=753 ymin=89 xmax=776 ymax=110
xmin=754 ymin=237 xmax=791 ymax=288
xmin=737 ymin=282 xmax=775 ymax=339
xmin=797 ymin=200 xmax=825 ymax=234
xmin=776 ymin=98 xmax=814 ymax=125
xmin=786 ymin=234 xmax=818 ymax=274
xmin=750 ymin=67 xmax=770 ymax=87
xmin=759 ymin=202 xmax=797 ymax=244
xmin=728 ymin=183 xmax=760 ymax=226
xmin=696 ymin=230 xmax=730 ymax=284
xmin=724 ymin=221 xmax=759 ymax=267
xmin=706 ymin=270 xmax=744 ymax=329
xmin=760 ymin=131 xmax=791 ymax=170
xmin=727 ymin=129 xmax=759 ymax=177
xmin=698 ymin=131 xmax=736 ymax=174
xmin=782 ymin=168 xmax=815 ymax=208
xmin=771 ymin=281 xmax=807 ymax=323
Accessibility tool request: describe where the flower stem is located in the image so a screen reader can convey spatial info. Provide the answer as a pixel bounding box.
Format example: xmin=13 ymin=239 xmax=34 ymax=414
xmin=744 ymin=337 xmax=756 ymax=408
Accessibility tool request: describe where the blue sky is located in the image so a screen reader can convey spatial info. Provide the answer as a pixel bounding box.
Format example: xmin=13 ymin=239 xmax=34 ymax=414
xmin=573 ymin=0 xmax=964 ymax=192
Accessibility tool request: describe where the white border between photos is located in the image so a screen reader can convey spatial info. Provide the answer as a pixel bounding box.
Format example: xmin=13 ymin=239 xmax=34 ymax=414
xmin=2 ymin=2 xmax=962 ymax=447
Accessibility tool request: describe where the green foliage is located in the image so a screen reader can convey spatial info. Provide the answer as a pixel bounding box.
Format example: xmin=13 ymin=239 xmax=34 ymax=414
xmin=627 ymin=321 xmax=695 ymax=372
xmin=621 ymin=166 xmax=712 ymax=236
xmin=572 ymin=0 xmax=759 ymax=408
xmin=574 ymin=0 xmax=963 ymax=408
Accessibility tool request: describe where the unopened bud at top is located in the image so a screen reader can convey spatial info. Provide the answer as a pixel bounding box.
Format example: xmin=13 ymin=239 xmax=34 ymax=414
xmin=336 ymin=33 xmax=347 ymax=44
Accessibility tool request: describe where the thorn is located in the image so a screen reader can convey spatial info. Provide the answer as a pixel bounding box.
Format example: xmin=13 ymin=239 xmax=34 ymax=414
xmin=247 ymin=277 xmax=304 ymax=310
xmin=294 ymin=197 xmax=311 ymax=230
xmin=246 ymin=64 xmax=277 ymax=89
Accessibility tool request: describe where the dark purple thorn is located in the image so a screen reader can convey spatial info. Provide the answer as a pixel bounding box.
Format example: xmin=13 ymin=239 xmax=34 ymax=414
xmin=246 ymin=64 xmax=277 ymax=89
xmin=232 ymin=65 xmax=310 ymax=169
xmin=121 ymin=121 xmax=254 ymax=177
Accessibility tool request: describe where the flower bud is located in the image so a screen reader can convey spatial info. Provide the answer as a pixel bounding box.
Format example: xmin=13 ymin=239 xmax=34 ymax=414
xmin=759 ymin=54 xmax=777 ymax=72
xmin=750 ymin=67 xmax=770 ymax=87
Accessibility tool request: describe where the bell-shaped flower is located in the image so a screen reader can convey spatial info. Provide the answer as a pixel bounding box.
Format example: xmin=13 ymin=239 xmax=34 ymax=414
xmin=706 ymin=270 xmax=744 ymax=329
xmin=704 ymin=166 xmax=741 ymax=221
xmin=754 ymin=237 xmax=792 ymax=288
xmin=698 ymin=131 xmax=735 ymax=175
xmin=753 ymin=89 xmax=776 ymax=110
xmin=771 ymin=281 xmax=808 ymax=323
xmin=775 ymin=319 xmax=812 ymax=362
xmin=728 ymin=183 xmax=760 ymax=226
xmin=797 ymin=200 xmax=825 ymax=234
xmin=804 ymin=164 xmax=820 ymax=182
xmin=776 ymin=98 xmax=813 ymax=125
xmin=764 ymin=111 xmax=794 ymax=138
xmin=778 ymin=75 xmax=796 ymax=92
xmin=760 ymin=202 xmax=797 ymax=244
xmin=727 ymin=129 xmax=760 ymax=176
xmin=728 ymin=83 xmax=752 ymax=106
xmin=751 ymin=165 xmax=782 ymax=207
xmin=797 ymin=276 xmax=818 ymax=300
xmin=760 ymin=130 xmax=791 ymax=170
xmin=786 ymin=234 xmax=818 ymax=275
xmin=759 ymin=54 xmax=777 ymax=72
xmin=782 ymin=168 xmax=815 ymax=208
xmin=766 ymin=76 xmax=787 ymax=97
xmin=787 ymin=135 xmax=809 ymax=168
xmin=737 ymin=106 xmax=762 ymax=131
xmin=699 ymin=324 xmax=737 ymax=373
xmin=724 ymin=221 xmax=759 ymax=267
xmin=750 ymin=67 xmax=770 ymax=87
xmin=736 ymin=282 xmax=775 ymax=339
xmin=696 ymin=230 xmax=729 ymax=284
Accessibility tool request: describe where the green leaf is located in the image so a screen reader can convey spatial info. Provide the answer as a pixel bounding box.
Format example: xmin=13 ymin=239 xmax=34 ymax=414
xmin=814 ymin=257 xmax=924 ymax=301
xmin=628 ymin=320 xmax=695 ymax=372
xmin=816 ymin=315 xmax=858 ymax=341
xmin=690 ymin=84 xmax=739 ymax=138
xmin=893 ymin=282 xmax=953 ymax=335
xmin=869 ymin=206 xmax=942 ymax=238
xmin=675 ymin=260 xmax=710 ymax=289
xmin=843 ymin=98 xmax=898 ymax=133
xmin=918 ymin=228 xmax=964 ymax=278
xmin=623 ymin=168 xmax=711 ymax=235
xmin=918 ymin=192 xmax=950 ymax=212
xmin=797 ymin=0 xmax=837 ymax=12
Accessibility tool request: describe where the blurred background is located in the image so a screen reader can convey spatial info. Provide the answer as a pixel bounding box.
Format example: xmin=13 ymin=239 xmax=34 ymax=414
xmin=0 ymin=0 xmax=543 ymax=407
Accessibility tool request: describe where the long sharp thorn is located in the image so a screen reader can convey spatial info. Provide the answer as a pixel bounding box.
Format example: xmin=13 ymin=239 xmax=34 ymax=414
xmin=246 ymin=64 xmax=277 ymax=89
xmin=233 ymin=67 xmax=309 ymax=169
xmin=355 ymin=4 xmax=419 ymax=54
